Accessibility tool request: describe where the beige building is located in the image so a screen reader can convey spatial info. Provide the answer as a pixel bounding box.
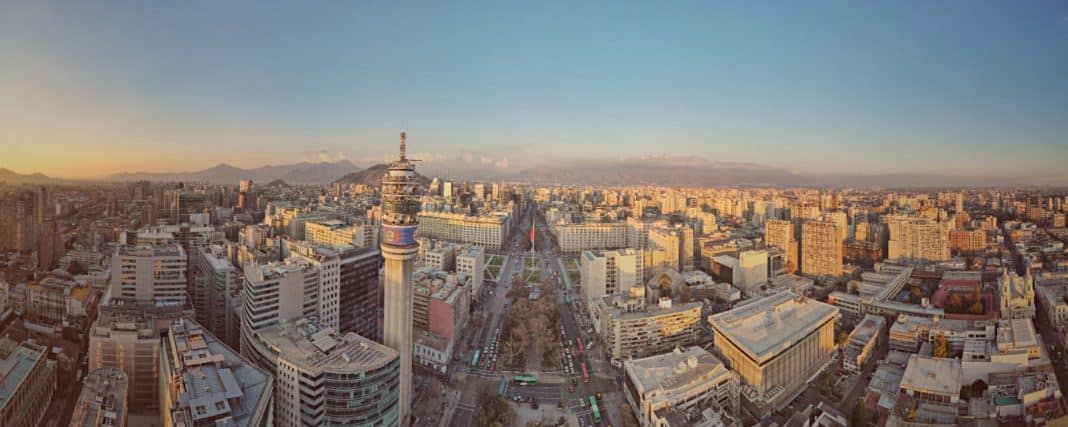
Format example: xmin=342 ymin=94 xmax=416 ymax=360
xmin=646 ymin=225 xmax=695 ymax=274
xmin=89 ymin=298 xmax=192 ymax=411
xmin=623 ymin=346 xmax=740 ymax=427
xmin=416 ymin=211 xmax=508 ymax=250
xmin=456 ymin=245 xmax=485 ymax=295
xmin=592 ymin=287 xmax=702 ymax=360
xmin=305 ymin=219 xmax=377 ymax=249
xmin=709 ymin=291 xmax=838 ymax=413
xmin=800 ymin=220 xmax=843 ymax=277
xmin=553 ymin=221 xmax=628 ymax=253
xmin=764 ymin=220 xmax=797 ymax=273
xmin=0 ymin=339 xmax=55 ymax=427
xmin=885 ymin=215 xmax=952 ymax=262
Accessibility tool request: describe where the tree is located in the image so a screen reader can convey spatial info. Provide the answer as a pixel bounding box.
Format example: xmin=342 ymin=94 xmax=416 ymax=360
xmin=933 ymin=333 xmax=949 ymax=358
xmin=837 ymin=330 xmax=851 ymax=349
xmin=475 ymin=384 xmax=516 ymax=426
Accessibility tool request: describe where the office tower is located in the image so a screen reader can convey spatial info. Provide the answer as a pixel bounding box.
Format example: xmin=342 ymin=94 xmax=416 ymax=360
xmin=956 ymin=192 xmax=965 ymax=214
xmin=110 ymin=244 xmax=188 ymax=305
xmin=193 ymin=244 xmax=241 ymax=348
xmin=738 ymin=249 xmax=769 ymax=289
xmin=286 ymin=240 xmax=384 ymax=340
xmin=0 ymin=339 xmax=55 ymax=427
xmin=70 ymin=368 xmax=128 ymax=427
xmin=173 ymin=192 xmax=207 ymax=223
xmin=764 ymin=219 xmax=798 ymax=273
xmin=646 ymin=225 xmax=694 ymax=273
xmin=825 ymin=211 xmax=848 ymax=241
xmin=240 ymin=260 xmax=321 ymax=356
xmin=380 ymin=131 xmax=421 ymax=426
xmin=580 ymin=248 xmax=643 ymax=305
xmin=592 ymin=288 xmax=702 ymax=360
xmin=160 ymin=319 xmax=273 ymax=427
xmin=885 ymin=216 xmax=951 ymax=262
xmin=709 ymin=292 xmax=838 ymax=414
xmin=247 ymin=321 xmax=400 ymax=426
xmin=800 ymin=220 xmax=843 ymax=277
xmin=89 ymin=299 xmax=192 ymax=411
xmin=455 ymin=245 xmax=485 ymax=296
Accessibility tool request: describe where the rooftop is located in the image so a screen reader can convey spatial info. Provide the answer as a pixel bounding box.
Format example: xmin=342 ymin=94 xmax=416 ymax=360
xmin=116 ymin=243 xmax=185 ymax=258
xmin=901 ymin=355 xmax=961 ymax=397
xmin=0 ymin=339 xmax=47 ymax=411
xmin=708 ymin=291 xmax=838 ymax=363
xmin=624 ymin=346 xmax=733 ymax=397
xmin=167 ymin=319 xmax=272 ymax=427
xmin=257 ymin=320 xmax=398 ymax=374
xmin=70 ymin=367 xmax=128 ymax=427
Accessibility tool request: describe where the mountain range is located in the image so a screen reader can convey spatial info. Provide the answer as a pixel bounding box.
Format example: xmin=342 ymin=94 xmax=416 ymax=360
xmin=0 ymin=168 xmax=63 ymax=185
xmin=333 ymin=164 xmax=431 ymax=187
xmin=104 ymin=160 xmax=362 ymax=185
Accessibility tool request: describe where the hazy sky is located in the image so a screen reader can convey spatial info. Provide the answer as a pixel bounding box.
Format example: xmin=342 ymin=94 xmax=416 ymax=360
xmin=2 ymin=1 xmax=1067 ymax=178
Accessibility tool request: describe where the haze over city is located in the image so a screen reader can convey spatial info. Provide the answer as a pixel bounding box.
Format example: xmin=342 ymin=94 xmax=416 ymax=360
xmin=2 ymin=1 xmax=1067 ymax=182
xmin=5 ymin=3 xmax=1068 ymax=427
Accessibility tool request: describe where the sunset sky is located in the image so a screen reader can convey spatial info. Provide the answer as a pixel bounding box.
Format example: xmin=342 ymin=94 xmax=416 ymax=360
xmin=2 ymin=1 xmax=1066 ymax=179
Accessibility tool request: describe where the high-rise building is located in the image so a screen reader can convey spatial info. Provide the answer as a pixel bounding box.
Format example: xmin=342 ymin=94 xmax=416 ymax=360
xmin=192 ymin=244 xmax=241 ymax=348
xmin=285 ymin=241 xmax=384 ymax=340
xmin=70 ymin=368 xmax=128 ymax=427
xmin=89 ymin=299 xmax=192 ymax=412
xmin=764 ymin=219 xmax=798 ymax=273
xmin=646 ymin=224 xmax=694 ymax=273
xmin=591 ymin=289 xmax=702 ymax=360
xmin=800 ymin=220 xmax=843 ymax=277
xmin=580 ymin=248 xmax=643 ymax=305
xmin=455 ymin=245 xmax=485 ymax=296
xmin=885 ymin=215 xmax=951 ymax=262
xmin=0 ymin=339 xmax=55 ymax=427
xmin=380 ymin=131 xmax=421 ymax=425
xmin=160 ymin=319 xmax=273 ymax=427
xmin=110 ymin=244 xmax=188 ymax=305
xmin=248 ymin=321 xmax=400 ymax=427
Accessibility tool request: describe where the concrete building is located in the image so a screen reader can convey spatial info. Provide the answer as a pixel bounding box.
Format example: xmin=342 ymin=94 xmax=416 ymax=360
xmin=285 ymin=241 xmax=383 ymax=340
xmin=646 ymin=225 xmax=695 ymax=273
xmin=1036 ymin=282 xmax=1068 ymax=347
xmin=416 ymin=211 xmax=508 ymax=250
xmin=193 ymin=244 xmax=241 ymax=348
xmin=70 ymin=367 xmax=128 ymax=427
xmin=900 ymin=355 xmax=961 ymax=404
xmin=160 ymin=319 xmax=272 ymax=427
xmin=89 ymin=298 xmax=192 ymax=412
xmin=623 ymin=346 xmax=740 ymax=427
xmin=110 ymin=244 xmax=188 ymax=305
xmin=1000 ymin=267 xmax=1035 ymax=319
xmin=552 ymin=221 xmax=628 ymax=253
xmin=592 ymin=288 xmax=702 ymax=360
xmin=424 ymin=243 xmax=456 ymax=271
xmin=380 ymin=132 xmax=420 ymax=425
xmin=885 ymin=215 xmax=952 ymax=263
xmin=843 ymin=315 xmax=885 ymax=373
xmin=456 ymin=245 xmax=485 ymax=295
xmin=764 ymin=219 xmax=798 ymax=273
xmin=581 ymin=248 xmax=643 ymax=306
xmin=0 ymin=339 xmax=55 ymax=427
xmin=305 ymin=219 xmax=377 ymax=249
xmin=800 ymin=220 xmax=843 ymax=277
xmin=244 ymin=321 xmax=400 ymax=427
xmin=708 ymin=291 xmax=838 ymax=414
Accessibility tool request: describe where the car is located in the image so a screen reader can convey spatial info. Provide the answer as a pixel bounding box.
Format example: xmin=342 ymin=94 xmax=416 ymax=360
xmin=568 ymin=385 xmax=575 ymax=393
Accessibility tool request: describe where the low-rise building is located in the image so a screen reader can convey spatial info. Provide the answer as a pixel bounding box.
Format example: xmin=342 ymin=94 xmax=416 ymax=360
xmin=623 ymin=346 xmax=739 ymax=427
xmin=70 ymin=367 xmax=128 ymax=427
xmin=900 ymin=355 xmax=961 ymax=404
xmin=843 ymin=314 xmax=885 ymax=373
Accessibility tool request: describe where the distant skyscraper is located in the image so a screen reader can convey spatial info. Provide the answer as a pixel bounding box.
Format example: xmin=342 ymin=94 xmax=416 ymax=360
xmin=380 ymin=131 xmax=421 ymax=426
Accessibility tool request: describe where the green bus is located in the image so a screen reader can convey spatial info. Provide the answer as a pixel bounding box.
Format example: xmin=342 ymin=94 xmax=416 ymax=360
xmin=514 ymin=375 xmax=538 ymax=386
xmin=589 ymin=395 xmax=600 ymax=423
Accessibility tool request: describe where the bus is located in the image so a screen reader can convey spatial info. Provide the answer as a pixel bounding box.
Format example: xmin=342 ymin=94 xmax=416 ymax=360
xmin=589 ymin=396 xmax=601 ymax=423
xmin=576 ymin=337 xmax=585 ymax=356
xmin=580 ymin=362 xmax=589 ymax=383
xmin=471 ymin=349 xmax=481 ymax=367
xmin=514 ymin=375 xmax=538 ymax=386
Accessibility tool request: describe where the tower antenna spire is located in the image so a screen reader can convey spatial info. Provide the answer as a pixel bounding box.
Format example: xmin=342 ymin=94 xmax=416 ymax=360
xmin=399 ymin=130 xmax=407 ymax=161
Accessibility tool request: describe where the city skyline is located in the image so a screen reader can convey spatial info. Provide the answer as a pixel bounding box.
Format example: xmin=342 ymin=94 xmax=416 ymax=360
xmin=3 ymin=1 xmax=1067 ymax=179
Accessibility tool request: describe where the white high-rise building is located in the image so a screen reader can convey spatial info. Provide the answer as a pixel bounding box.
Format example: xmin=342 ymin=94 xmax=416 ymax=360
xmin=110 ymin=244 xmax=187 ymax=305
xmin=580 ymin=248 xmax=643 ymax=305
xmin=192 ymin=244 xmax=241 ymax=348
